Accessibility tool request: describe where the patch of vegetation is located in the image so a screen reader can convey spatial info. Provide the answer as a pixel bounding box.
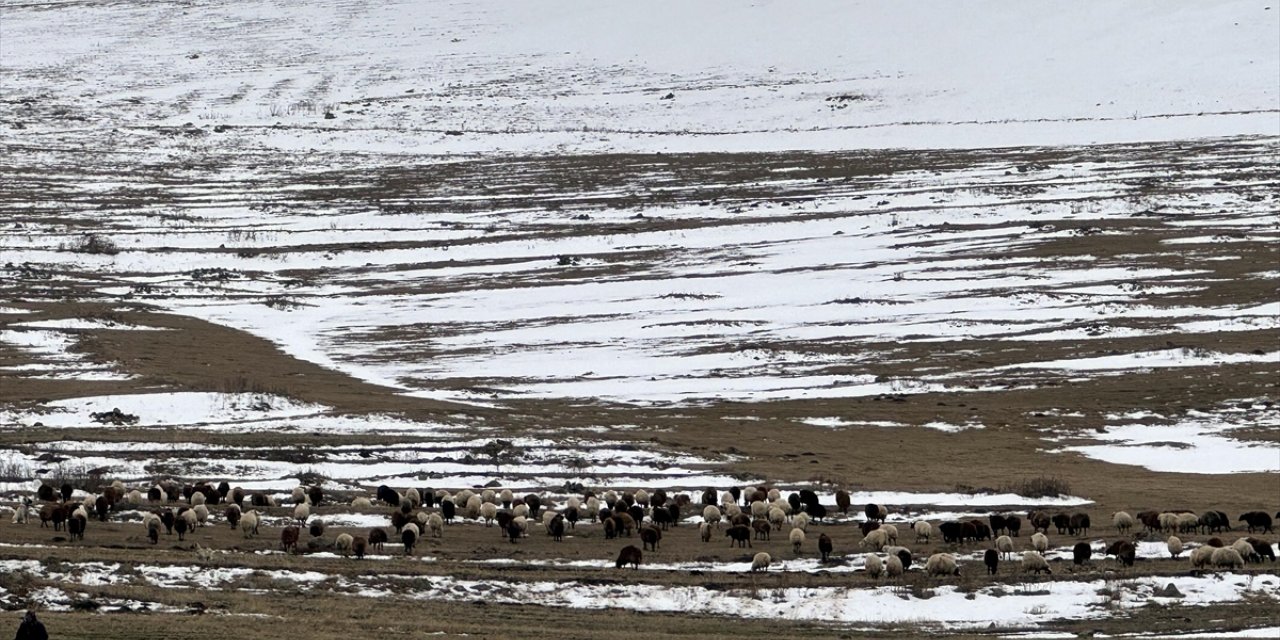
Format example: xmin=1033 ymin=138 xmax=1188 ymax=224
xmin=1001 ymin=475 xmax=1072 ymax=498
xmin=63 ymin=234 xmax=120 ymax=255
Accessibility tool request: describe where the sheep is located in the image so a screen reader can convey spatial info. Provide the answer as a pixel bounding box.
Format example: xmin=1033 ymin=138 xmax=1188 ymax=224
xmin=639 ymin=525 xmax=662 ymax=551
xmin=174 ymin=514 xmax=190 ymax=541
xmin=1005 ymin=515 xmax=1023 ymax=537
xmin=1158 ymin=512 xmax=1179 ymax=532
xmin=984 ymin=549 xmax=998 ymax=575
xmin=191 ymin=503 xmax=208 ymax=527
xmin=995 ymin=535 xmax=1014 ymax=559
xmin=1022 ymin=550 xmax=1052 ymax=575
xmin=750 ymin=500 xmax=768 ymax=519
xmin=67 ymin=514 xmax=86 ymax=542
xmin=585 ymin=497 xmax=600 ymax=520
xmin=989 ymin=514 xmax=1009 ymax=536
xmin=404 ymin=488 xmax=421 ymax=508
xmin=369 ymin=528 xmax=388 ymax=551
xmin=726 ymin=525 xmax=752 ymax=548
xmin=1073 ymin=542 xmax=1092 ymax=565
xmin=512 ymin=515 xmax=529 ymax=537
xmin=864 ymin=553 xmax=884 ymax=578
xmin=861 ymin=528 xmax=889 ymax=552
xmin=549 ymin=515 xmax=566 ymax=542
xmin=442 ymin=499 xmax=458 ymax=522
xmin=616 ymin=545 xmax=642 ymax=569
xmin=291 ymin=486 xmax=307 ymax=504
xmin=939 ymin=521 xmax=963 ymax=543
xmin=335 ymin=533 xmax=354 ymax=556
xmin=293 ymin=503 xmax=310 ymax=525
xmin=1211 ymin=547 xmax=1244 ymax=570
xmin=1206 ymin=537 xmax=1225 ymax=548
xmin=240 ymin=510 xmax=259 ymax=538
xmin=391 ymin=511 xmax=411 ymax=533
xmin=724 ymin=503 xmax=743 ymax=518
xmin=924 ymin=553 xmax=960 ymax=577
xmin=913 ymin=520 xmax=932 ymax=543
xmin=351 ymin=536 xmax=368 ymax=560
xmin=350 ymin=496 xmax=372 ymax=509
xmin=1031 ymin=532 xmax=1049 ymax=554
xmin=1168 ymin=536 xmax=1184 ymax=559
xmin=864 ymin=503 xmax=885 ymax=523
xmin=1190 ymin=545 xmax=1215 ymax=569
xmin=751 ymin=552 xmax=772 ymax=572
xmin=146 ymin=515 xmax=161 ymax=545
xmin=159 ymin=509 xmax=174 ymax=534
xmin=1199 ymin=510 xmax=1227 ymax=535
xmin=427 ymin=513 xmax=444 ymax=538
xmin=1230 ymin=538 xmax=1256 ymax=562
xmin=511 ymin=503 xmax=528 ymax=519
xmin=1239 ymin=511 xmax=1274 ymax=534
xmin=881 ymin=524 xmax=898 ymax=545
xmin=859 ymin=521 xmax=880 ymax=537
xmin=281 ymin=526 xmax=300 ymax=553
xmin=1069 ymin=513 xmax=1091 ymax=537
xmin=480 ymin=502 xmax=498 ymax=527
xmin=465 ymin=495 xmax=483 ymax=520
xmin=309 ymin=519 xmax=326 ymax=538
xmin=376 ymin=485 xmax=400 ymax=506
xmin=1051 ymin=513 xmax=1071 ymax=534
xmin=835 ymin=490 xmax=851 ymax=514
xmin=500 ymin=489 xmax=514 ymax=509
xmin=805 ymin=502 xmax=828 ymax=522
xmin=818 ymin=533 xmax=833 ymax=562
xmin=191 ymin=491 xmax=207 ymax=507
xmin=127 ymin=489 xmax=143 ymax=504
xmin=1106 ymin=540 xmax=1136 ymax=567
xmin=1112 ymin=511 xmax=1135 ymax=534
xmin=10 ymin=498 xmax=31 ymax=524
xmin=700 ymin=522 xmax=712 ymax=543
xmin=790 ymin=527 xmax=806 ymax=554
xmin=94 ymin=495 xmax=110 ymax=522
xmin=1245 ymin=537 xmax=1276 ymax=562
xmin=886 ymin=552 xmax=904 ymax=578
xmin=224 ymin=504 xmax=241 ymax=530
xmin=1176 ymin=513 xmax=1199 ymax=534
xmin=792 ymin=512 xmax=810 ymax=532
xmin=752 ymin=519 xmax=771 ymax=541
xmin=402 ymin=523 xmax=419 ymax=555
xmin=703 ymin=505 xmax=722 ymax=528
xmin=635 ymin=489 xmax=650 ymax=507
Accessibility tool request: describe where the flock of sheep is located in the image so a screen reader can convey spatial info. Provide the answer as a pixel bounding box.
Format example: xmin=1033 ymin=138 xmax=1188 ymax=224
xmin=12 ymin=479 xmax=1279 ymax=581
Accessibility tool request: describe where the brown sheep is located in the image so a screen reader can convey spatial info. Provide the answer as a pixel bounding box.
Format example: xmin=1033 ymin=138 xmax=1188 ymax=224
xmin=752 ymin=519 xmax=771 ymax=540
xmin=369 ymin=528 xmax=388 ymax=551
xmin=352 ymin=535 xmax=368 ymax=560
xmin=616 ymin=544 xmax=642 ymax=569
xmin=726 ymin=525 xmax=752 ymax=548
xmin=818 ymin=533 xmax=833 ymax=562
xmin=640 ymin=526 xmax=662 ymax=551
xmin=281 ymin=526 xmax=300 ymax=553
xmin=835 ymin=491 xmax=851 ymax=514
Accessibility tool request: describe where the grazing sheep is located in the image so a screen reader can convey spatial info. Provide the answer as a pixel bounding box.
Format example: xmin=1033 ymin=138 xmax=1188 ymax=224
xmin=281 ymin=526 xmax=300 ymax=553
xmin=995 ymin=535 xmax=1014 ymax=559
xmin=939 ymin=521 xmax=963 ymax=543
xmin=402 ymin=523 xmax=419 ymax=555
xmin=752 ymin=519 xmax=771 ymax=541
xmin=369 ymin=528 xmax=388 ymax=551
xmin=146 ymin=516 xmax=161 ymax=545
xmin=1190 ymin=545 xmax=1215 ymax=569
xmin=1106 ymin=540 xmax=1136 ymax=567
xmin=861 ymin=528 xmax=889 ymax=552
xmin=790 ymin=527 xmax=806 ymax=554
xmin=309 ymin=519 xmax=326 ymax=538
xmin=442 ymin=499 xmax=457 ymax=522
xmin=836 ymin=490 xmax=851 ymax=514
xmin=1199 ymin=511 xmax=1227 ymax=535
xmin=549 ymin=515 xmax=566 ymax=542
xmin=750 ymin=500 xmax=768 ymax=519
xmin=224 ymin=504 xmax=241 ymax=530
xmin=1112 ymin=511 xmax=1135 ymax=534
xmin=1206 ymin=537 xmax=1225 ymax=548
xmin=616 ymin=544 xmax=642 ymax=569
xmin=193 ymin=504 xmax=209 ymax=527
xmin=700 ymin=522 xmax=712 ymax=542
xmin=896 ymin=549 xmax=913 ymax=572
xmin=1051 ymin=513 xmax=1071 ymax=534
xmin=376 ymin=485 xmax=400 ymax=506
xmin=240 ymin=510 xmax=259 ymax=538
xmin=293 ymin=503 xmax=310 ymax=525
xmin=479 ymin=502 xmax=498 ymax=527
xmin=859 ymin=521 xmax=880 ymax=537
xmin=1168 ymin=536 xmax=1184 ymax=559
xmin=1031 ymin=532 xmax=1049 ymax=554
xmin=751 ymin=552 xmax=772 ymax=572
xmin=1211 ymin=547 xmax=1244 ymax=570
xmin=818 ymin=533 xmax=833 ymax=562
xmin=724 ymin=503 xmax=743 ymax=519
xmin=67 ymin=514 xmax=86 ymax=542
xmin=1239 ymin=511 xmax=1274 ymax=534
xmin=1073 ymin=542 xmax=1092 ymax=565
xmin=913 ymin=520 xmax=932 ymax=543
xmin=864 ymin=503 xmax=884 ymax=523
xmin=886 ymin=553 xmax=904 ymax=578
xmin=882 ymin=524 xmax=899 ymax=545
xmin=1230 ymin=538 xmax=1257 ymax=562
xmin=635 ymin=489 xmax=650 ymax=507
xmin=793 ymin=512 xmax=810 ymax=532
xmin=805 ymin=502 xmax=828 ymax=521
xmin=191 ymin=491 xmax=207 ymax=507
xmin=95 ymin=495 xmax=110 ymax=522
xmin=1158 ymin=512 xmax=1179 ymax=532
xmin=1028 ymin=510 xmax=1051 ymax=533
xmin=703 ymin=505 xmax=722 ymax=528
xmin=352 ymin=536 xmax=368 ymax=560
xmin=512 ymin=515 xmax=529 ymax=537
xmin=984 ymin=549 xmax=998 ymax=575
xmin=726 ymin=525 xmax=752 ymax=548
xmin=924 ymin=553 xmax=960 ymax=577
xmin=1069 ymin=513 xmax=1091 ymax=536
xmin=1022 ymin=550 xmax=1052 ymax=575
xmin=403 ymin=488 xmax=421 ymax=508
xmin=865 ymin=553 xmax=884 ymax=578
xmin=466 ymin=495 xmax=483 ymax=520
xmin=640 ymin=526 xmax=661 ymax=551
xmin=427 ymin=513 xmax=444 ymax=538
xmin=174 ymin=515 xmax=190 ymax=541
xmin=1176 ymin=513 xmax=1199 ymax=534
xmin=335 ymin=533 xmax=354 ymax=556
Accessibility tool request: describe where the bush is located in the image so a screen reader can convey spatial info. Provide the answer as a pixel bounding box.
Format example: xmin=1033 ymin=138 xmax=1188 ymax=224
xmin=1001 ymin=476 xmax=1071 ymax=498
xmin=65 ymin=234 xmax=120 ymax=255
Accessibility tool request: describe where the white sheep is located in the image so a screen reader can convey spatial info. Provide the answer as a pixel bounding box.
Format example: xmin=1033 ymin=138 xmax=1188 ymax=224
xmin=603 ymin=490 xmax=618 ymax=505
xmin=703 ymin=505 xmax=722 ymax=528
xmin=513 ymin=504 xmax=530 ymax=519
xmin=719 ymin=491 xmax=734 ymax=506
xmin=886 ymin=553 xmax=904 ymax=578
xmin=72 ymin=505 xmax=89 ymax=521
xmin=913 ymin=520 xmax=932 ymax=543
xmin=191 ymin=491 xmax=206 ymax=507
xmin=790 ymin=527 xmax=806 ymax=553
xmin=1022 ymin=550 xmax=1052 ymax=574
xmin=724 ymin=503 xmax=742 ymax=518
xmin=1230 ymin=538 xmax=1255 ymax=561
xmin=1192 ymin=542 xmax=1213 ymax=568
xmin=770 ymin=499 xmax=791 ymax=516
xmin=566 ymin=496 xmax=581 ymax=510
xmin=767 ymin=488 xmax=781 ymax=502
xmin=180 ymin=508 xmax=197 ymax=528
xmin=1167 ymin=536 xmax=1183 ymax=558
xmin=924 ymin=553 xmax=959 ymax=577
xmin=751 ymin=501 xmax=768 ymax=519
xmin=883 ymin=545 xmax=910 ymax=559
xmin=404 ymin=488 xmax=421 ymax=507
xmin=127 ymin=490 xmax=143 ymax=504
xmin=455 ymin=489 xmax=475 ymax=507
xmin=995 ymin=535 xmax=1015 ymax=559
xmin=767 ymin=507 xmax=786 ymax=530
xmin=500 ymin=489 xmax=514 ymax=507
xmin=480 ymin=502 xmax=498 ymax=526
xmin=1031 ymin=532 xmax=1049 ymax=554
xmin=1190 ymin=545 xmax=1215 ymax=569
xmin=881 ymin=524 xmax=898 ymax=545
xmin=751 ymin=552 xmax=772 ymax=572
xmin=865 ymin=553 xmax=884 ymax=578
xmin=512 ymin=515 xmax=528 ymax=537
xmin=1112 ymin=511 xmax=1135 ymax=534
xmin=240 ymin=510 xmax=259 ymax=538
xmin=1158 ymin=512 xmax=1178 ymax=532
xmin=1176 ymin=513 xmax=1199 ymax=534
xmin=291 ymin=486 xmax=307 ymax=504
xmin=860 ymin=528 xmax=889 ymax=551
xmin=335 ymin=533 xmax=354 ymax=556
xmin=541 ymin=509 xmax=557 ymax=530
xmin=699 ymin=522 xmax=712 ymax=542
xmin=428 ymin=513 xmax=444 ymax=538
xmin=1211 ymin=547 xmax=1244 ymax=570
xmin=416 ymin=511 xmax=429 ymax=526
xmin=465 ymin=495 xmax=483 ymax=520
xmin=792 ymin=512 xmax=810 ymax=532
xmin=481 ymin=489 xmax=496 ymax=504
xmin=293 ymin=502 xmax=310 ymax=524
xmin=351 ymin=497 xmax=372 ymax=509
xmin=586 ymin=497 xmax=600 ymax=519
xmin=193 ymin=504 xmax=209 ymax=527
xmin=635 ymin=489 xmax=650 ymax=506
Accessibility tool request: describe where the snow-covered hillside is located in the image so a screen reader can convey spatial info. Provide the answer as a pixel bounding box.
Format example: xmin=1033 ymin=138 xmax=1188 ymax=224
xmin=1 ymin=0 xmax=1276 ymax=154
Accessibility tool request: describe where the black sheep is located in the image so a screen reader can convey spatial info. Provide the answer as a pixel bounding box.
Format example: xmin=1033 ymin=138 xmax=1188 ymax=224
xmin=615 ymin=544 xmax=642 ymax=569
xmin=68 ymin=514 xmax=86 ymax=542
xmin=939 ymin=521 xmax=963 ymax=544
xmin=667 ymin=503 xmax=681 ymax=527
xmin=160 ymin=510 xmax=175 ymax=535
xmin=566 ymin=506 xmax=581 ymax=529
xmin=368 ymin=528 xmax=388 ymax=551
xmin=805 ymin=502 xmax=827 ymax=522
xmin=640 ymin=526 xmax=661 ymax=551
xmin=787 ymin=493 xmax=802 ymax=514
xmin=818 ymin=533 xmax=833 ymax=562
xmin=701 ymin=488 xmax=716 ymax=506
xmin=1106 ymin=540 xmax=1136 ymax=567
xmin=1073 ymin=542 xmax=1092 ymax=565
xmin=60 ymin=483 xmax=73 ymax=503
xmin=725 ymin=525 xmax=752 ymax=548
xmin=1239 ymin=512 xmax=1274 ymax=534
xmin=401 ymin=527 xmax=417 ymax=555
xmin=1052 ymin=513 xmax=1071 ymax=535
xmin=1006 ymin=515 xmax=1023 ymax=537
xmin=549 ymin=516 xmax=566 ymax=542
xmin=523 ymin=494 xmax=541 ymax=519
xmin=1069 ymin=513 xmax=1091 ymax=537
xmin=376 ymin=485 xmax=400 ymax=507
xmin=983 ymin=548 xmax=998 ymax=575
xmin=441 ymin=499 xmax=456 ymax=523
xmin=989 ymin=514 xmax=1008 ymax=536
